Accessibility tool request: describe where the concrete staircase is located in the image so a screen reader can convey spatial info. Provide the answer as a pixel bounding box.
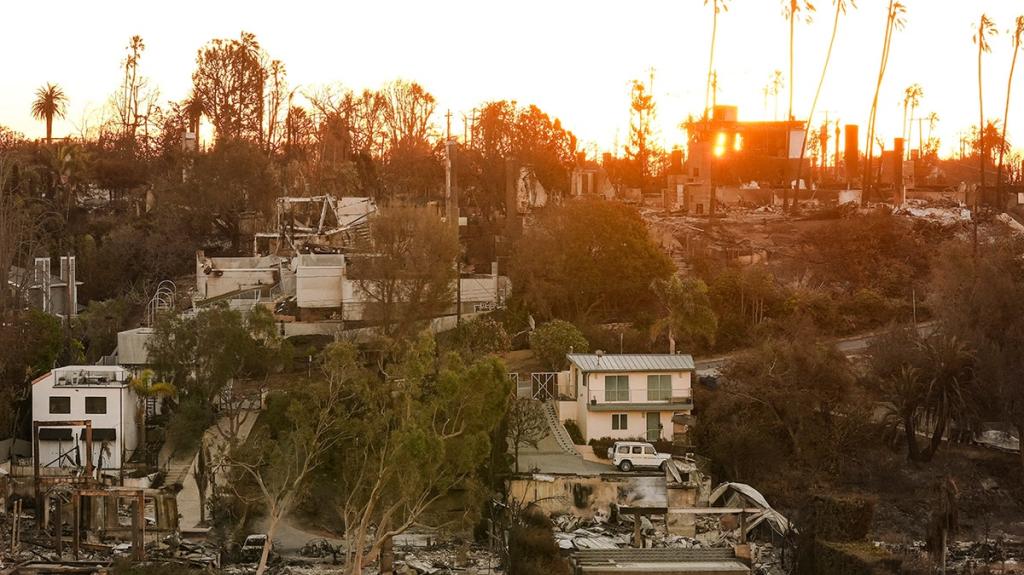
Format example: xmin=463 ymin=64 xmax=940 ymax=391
xmin=540 ymin=401 xmax=580 ymax=456
xmin=165 ymin=458 xmax=194 ymax=487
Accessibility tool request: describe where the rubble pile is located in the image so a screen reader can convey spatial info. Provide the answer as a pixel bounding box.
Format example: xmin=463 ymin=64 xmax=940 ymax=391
xmin=873 ymin=538 xmax=1024 ymax=573
xmin=393 ymin=547 xmax=501 ymax=575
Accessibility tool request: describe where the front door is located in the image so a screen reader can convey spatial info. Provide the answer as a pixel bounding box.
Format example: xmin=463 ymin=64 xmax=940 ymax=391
xmin=646 ymin=412 xmax=661 ymax=442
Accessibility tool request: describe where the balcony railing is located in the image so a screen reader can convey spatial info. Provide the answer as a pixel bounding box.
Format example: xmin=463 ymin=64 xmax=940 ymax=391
xmin=591 ymin=389 xmax=693 ymax=403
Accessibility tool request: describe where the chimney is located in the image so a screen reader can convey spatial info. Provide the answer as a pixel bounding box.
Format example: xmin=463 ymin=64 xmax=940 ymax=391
xmin=67 ymin=256 xmax=77 ymax=318
xmin=670 ymin=149 xmax=683 ymax=174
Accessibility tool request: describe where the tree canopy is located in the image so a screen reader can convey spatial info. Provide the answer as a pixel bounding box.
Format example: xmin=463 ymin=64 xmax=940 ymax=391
xmin=511 ymin=199 xmax=673 ymax=323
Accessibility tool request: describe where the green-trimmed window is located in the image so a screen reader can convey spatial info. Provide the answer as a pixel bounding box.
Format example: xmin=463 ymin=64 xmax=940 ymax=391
xmin=612 ymin=413 xmax=628 ymax=430
xmin=605 ymin=375 xmax=629 ymax=401
xmin=647 ymin=374 xmax=672 ymax=401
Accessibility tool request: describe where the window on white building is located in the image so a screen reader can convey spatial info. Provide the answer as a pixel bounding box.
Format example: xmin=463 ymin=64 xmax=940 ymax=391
xmin=647 ymin=375 xmax=672 ymax=401
xmin=49 ymin=397 xmax=71 ymax=414
xmin=612 ymin=413 xmax=628 ymax=430
xmin=605 ymin=375 xmax=629 ymax=401
xmin=85 ymin=397 xmax=107 ymax=414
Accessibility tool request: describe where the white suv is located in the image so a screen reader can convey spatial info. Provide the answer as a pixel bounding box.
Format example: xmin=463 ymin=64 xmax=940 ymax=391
xmin=607 ymin=441 xmax=672 ymax=472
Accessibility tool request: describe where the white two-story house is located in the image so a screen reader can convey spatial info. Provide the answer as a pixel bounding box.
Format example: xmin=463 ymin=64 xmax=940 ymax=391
xmin=568 ymin=353 xmax=694 ymax=443
xmin=32 ymin=365 xmax=139 ymax=471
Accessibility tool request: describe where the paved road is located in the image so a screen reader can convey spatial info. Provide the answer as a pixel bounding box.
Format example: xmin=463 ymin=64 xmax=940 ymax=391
xmin=694 ymin=322 xmax=936 ymax=376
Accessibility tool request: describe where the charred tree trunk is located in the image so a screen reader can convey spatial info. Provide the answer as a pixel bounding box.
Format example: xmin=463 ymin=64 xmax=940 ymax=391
xmin=903 ymin=410 xmax=921 ymax=462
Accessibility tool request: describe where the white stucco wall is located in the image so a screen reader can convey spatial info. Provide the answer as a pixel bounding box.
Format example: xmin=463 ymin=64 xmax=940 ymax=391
xmin=117 ymin=327 xmax=155 ymax=366
xmin=583 ymin=410 xmax=674 ymax=442
xmin=573 ymin=366 xmax=692 ymax=442
xmin=31 ymin=366 xmax=138 ymax=470
xmin=296 ymin=265 xmax=344 ymax=308
xmin=576 ymin=370 xmax=691 ymax=405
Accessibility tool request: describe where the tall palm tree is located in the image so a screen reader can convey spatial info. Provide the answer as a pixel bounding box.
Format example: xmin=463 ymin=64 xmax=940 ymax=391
xmin=31 ymin=83 xmax=68 ymax=144
xmin=130 ymin=369 xmax=177 ymax=457
xmin=997 ymin=16 xmax=1024 ymax=205
xmin=704 ymin=0 xmax=730 ymax=121
xmin=782 ymin=0 xmax=814 ymax=212
xmin=902 ymin=84 xmax=924 ymax=156
xmin=783 ymin=0 xmax=815 ymax=123
xmin=863 ymin=1 xmax=907 ymax=203
xmin=795 ymin=0 xmax=856 ymax=203
xmin=974 ymin=14 xmax=997 ymax=206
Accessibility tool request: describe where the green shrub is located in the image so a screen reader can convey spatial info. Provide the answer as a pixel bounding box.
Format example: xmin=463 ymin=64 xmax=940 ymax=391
xmin=529 ymin=320 xmax=588 ymax=371
xmin=164 ymin=398 xmax=215 ymax=456
xmin=563 ymin=419 xmax=584 ymax=445
xmin=440 ymin=317 xmax=512 ymax=359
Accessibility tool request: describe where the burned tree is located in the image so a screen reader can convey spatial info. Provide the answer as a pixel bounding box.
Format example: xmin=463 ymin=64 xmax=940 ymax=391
xmin=507 ymin=398 xmax=548 ymax=473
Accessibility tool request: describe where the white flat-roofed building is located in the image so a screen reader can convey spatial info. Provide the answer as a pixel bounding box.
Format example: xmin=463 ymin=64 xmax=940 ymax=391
xmin=31 ymin=365 xmax=139 ymax=471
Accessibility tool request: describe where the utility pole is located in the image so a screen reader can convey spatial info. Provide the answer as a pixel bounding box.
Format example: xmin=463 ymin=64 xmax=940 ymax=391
xmin=444 ymin=108 xmax=462 ymax=326
xmin=470 ymin=108 xmax=477 ymax=147
xmin=834 ymin=120 xmax=841 ymax=181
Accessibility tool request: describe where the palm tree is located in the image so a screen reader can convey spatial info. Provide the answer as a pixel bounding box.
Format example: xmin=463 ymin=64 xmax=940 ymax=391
xmin=902 ymin=83 xmax=924 ymax=157
xmin=650 ymin=276 xmax=718 ymax=354
xmin=783 ymin=0 xmax=815 ymax=123
xmin=782 ymin=0 xmax=814 ymax=212
xmin=770 ymin=70 xmax=784 ymax=120
xmin=795 ymin=0 xmax=856 ymax=204
xmin=863 ymin=1 xmax=906 ymax=203
xmin=974 ymin=14 xmax=997 ymax=206
xmin=997 ymin=16 xmax=1024 ymax=206
xmin=925 ymin=112 xmax=940 ymax=155
xmin=31 ymin=83 xmax=68 ymax=144
xmin=130 ymin=369 xmax=177 ymax=458
xmin=880 ymin=364 xmax=924 ymax=462
xmin=919 ymin=335 xmax=974 ymax=463
xmin=704 ymin=0 xmax=730 ymax=121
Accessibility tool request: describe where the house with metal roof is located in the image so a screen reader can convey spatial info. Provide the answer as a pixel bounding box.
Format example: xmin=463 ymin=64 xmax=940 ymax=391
xmin=567 ymin=353 xmax=695 ymax=443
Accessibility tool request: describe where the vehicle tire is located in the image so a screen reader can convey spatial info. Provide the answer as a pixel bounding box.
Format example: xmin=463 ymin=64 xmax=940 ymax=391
xmin=619 ymin=460 xmax=633 ymax=472
xmin=659 ymin=461 xmax=667 ymax=472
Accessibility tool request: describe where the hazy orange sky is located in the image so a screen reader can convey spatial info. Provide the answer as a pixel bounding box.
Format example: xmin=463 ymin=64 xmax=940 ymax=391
xmin=2 ymin=0 xmax=1022 ymax=158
